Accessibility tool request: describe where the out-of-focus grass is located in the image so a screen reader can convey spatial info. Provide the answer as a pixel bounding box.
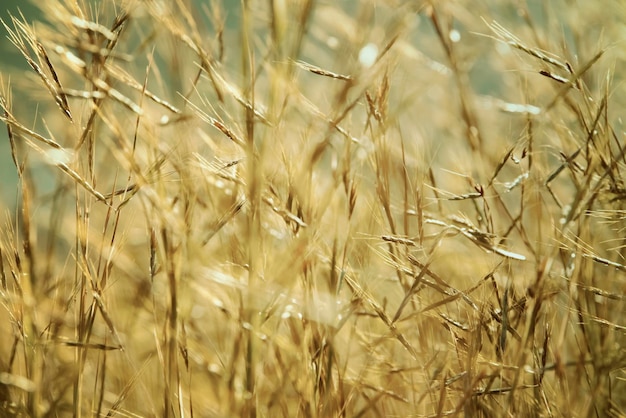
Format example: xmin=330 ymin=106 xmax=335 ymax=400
xmin=0 ymin=1 xmax=43 ymax=206
xmin=0 ymin=1 xmax=625 ymax=417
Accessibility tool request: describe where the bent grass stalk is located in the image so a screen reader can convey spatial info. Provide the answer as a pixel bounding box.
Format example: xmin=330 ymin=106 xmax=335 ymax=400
xmin=0 ymin=1 xmax=625 ymax=417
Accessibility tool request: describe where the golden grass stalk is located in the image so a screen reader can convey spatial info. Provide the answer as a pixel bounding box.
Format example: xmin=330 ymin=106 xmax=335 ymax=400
xmin=0 ymin=1 xmax=624 ymax=417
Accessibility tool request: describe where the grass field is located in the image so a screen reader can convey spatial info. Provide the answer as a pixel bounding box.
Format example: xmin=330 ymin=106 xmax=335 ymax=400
xmin=0 ymin=0 xmax=625 ymax=416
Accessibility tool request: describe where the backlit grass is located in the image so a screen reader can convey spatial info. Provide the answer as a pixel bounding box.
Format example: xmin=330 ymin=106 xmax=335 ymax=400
xmin=0 ymin=1 xmax=625 ymax=416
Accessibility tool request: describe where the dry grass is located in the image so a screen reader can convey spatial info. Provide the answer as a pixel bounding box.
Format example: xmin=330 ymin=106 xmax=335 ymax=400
xmin=0 ymin=0 xmax=625 ymax=416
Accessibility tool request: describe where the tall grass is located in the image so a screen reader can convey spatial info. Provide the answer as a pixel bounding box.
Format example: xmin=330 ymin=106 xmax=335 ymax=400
xmin=0 ymin=0 xmax=624 ymax=416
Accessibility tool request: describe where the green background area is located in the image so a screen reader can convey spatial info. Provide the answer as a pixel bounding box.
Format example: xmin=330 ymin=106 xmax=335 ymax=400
xmin=0 ymin=1 xmax=543 ymax=210
xmin=0 ymin=1 xmax=40 ymax=208
xmin=0 ymin=1 xmax=238 ymax=209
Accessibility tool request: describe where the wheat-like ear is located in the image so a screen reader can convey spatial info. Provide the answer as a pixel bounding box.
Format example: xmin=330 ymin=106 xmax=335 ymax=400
xmin=1 ymin=1 xmax=624 ymax=416
xmin=485 ymin=19 xmax=570 ymax=72
xmin=0 ymin=95 xmax=112 ymax=206
xmin=294 ymin=59 xmax=353 ymax=81
xmin=2 ymin=14 xmax=72 ymax=120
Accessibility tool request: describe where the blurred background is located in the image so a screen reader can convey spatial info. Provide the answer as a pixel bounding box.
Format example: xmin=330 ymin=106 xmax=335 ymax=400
xmin=0 ymin=1 xmax=40 ymax=208
xmin=0 ymin=0 xmax=597 ymax=212
xmin=0 ymin=1 xmax=243 ymax=210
